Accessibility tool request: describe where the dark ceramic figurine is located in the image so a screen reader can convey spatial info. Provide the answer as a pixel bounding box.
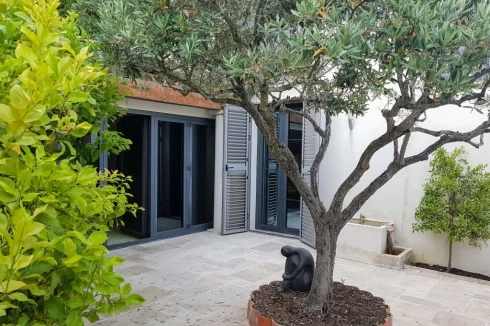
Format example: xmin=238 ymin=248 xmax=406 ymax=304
xmin=278 ymin=245 xmax=314 ymax=292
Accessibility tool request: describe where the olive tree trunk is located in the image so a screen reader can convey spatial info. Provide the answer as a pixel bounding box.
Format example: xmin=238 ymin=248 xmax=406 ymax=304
xmin=305 ymin=221 xmax=339 ymax=314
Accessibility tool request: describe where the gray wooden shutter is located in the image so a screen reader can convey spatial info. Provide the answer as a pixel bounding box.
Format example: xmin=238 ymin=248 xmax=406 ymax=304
xmin=300 ymin=111 xmax=319 ymax=247
xmin=222 ymin=105 xmax=250 ymax=234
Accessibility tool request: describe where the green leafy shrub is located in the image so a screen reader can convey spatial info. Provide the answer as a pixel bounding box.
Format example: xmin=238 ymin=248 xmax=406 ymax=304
xmin=0 ymin=0 xmax=144 ymax=325
xmin=413 ymin=147 xmax=490 ymax=272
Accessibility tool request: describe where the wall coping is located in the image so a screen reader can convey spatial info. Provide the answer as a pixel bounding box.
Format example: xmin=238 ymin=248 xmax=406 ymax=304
xmin=119 ymin=81 xmax=221 ymax=110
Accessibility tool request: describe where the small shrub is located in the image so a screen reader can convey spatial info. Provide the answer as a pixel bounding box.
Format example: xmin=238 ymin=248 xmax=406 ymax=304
xmin=413 ymin=147 xmax=490 ymax=272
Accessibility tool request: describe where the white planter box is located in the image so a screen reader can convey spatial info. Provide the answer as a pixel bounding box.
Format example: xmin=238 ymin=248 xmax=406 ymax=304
xmin=337 ymin=218 xmax=388 ymax=265
xmin=336 ymin=218 xmax=412 ymax=270
xmin=378 ymin=247 xmax=413 ymax=270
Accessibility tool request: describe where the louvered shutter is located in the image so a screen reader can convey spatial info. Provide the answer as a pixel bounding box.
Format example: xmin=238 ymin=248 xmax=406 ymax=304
xmin=266 ymin=114 xmax=279 ymax=226
xmin=300 ymin=111 xmax=319 ymax=247
xmin=222 ymin=105 xmax=250 ymax=234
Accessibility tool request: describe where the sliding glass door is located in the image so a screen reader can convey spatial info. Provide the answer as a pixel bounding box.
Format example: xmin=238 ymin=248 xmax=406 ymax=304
xmin=103 ymin=110 xmax=215 ymax=248
xmin=151 ymin=116 xmax=215 ymax=237
xmin=157 ymin=121 xmax=185 ymax=232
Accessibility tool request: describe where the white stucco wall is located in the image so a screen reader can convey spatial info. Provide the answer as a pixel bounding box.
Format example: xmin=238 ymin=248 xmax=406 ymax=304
xmin=318 ymin=99 xmax=490 ymax=275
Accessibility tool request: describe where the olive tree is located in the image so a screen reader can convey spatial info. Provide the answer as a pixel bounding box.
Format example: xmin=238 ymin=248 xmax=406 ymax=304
xmin=71 ymin=0 xmax=490 ymax=314
xmin=414 ymin=147 xmax=490 ymax=273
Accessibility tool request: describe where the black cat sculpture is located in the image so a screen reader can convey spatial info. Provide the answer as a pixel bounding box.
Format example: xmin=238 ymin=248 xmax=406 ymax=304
xmin=278 ymin=245 xmax=314 ymax=292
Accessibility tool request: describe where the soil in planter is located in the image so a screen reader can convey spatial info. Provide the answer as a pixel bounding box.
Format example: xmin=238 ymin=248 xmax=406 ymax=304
xmin=412 ymin=262 xmax=490 ymax=281
xmin=384 ymin=248 xmax=404 ymax=255
xmin=252 ymin=281 xmax=389 ymax=326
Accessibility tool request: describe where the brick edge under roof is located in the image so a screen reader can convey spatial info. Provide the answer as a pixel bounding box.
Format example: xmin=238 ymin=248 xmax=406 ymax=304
xmin=119 ymin=83 xmax=222 ymax=110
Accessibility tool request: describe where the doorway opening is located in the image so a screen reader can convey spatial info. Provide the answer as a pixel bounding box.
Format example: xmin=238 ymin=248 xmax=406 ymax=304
xmin=155 ymin=119 xmax=215 ymax=233
xmin=256 ymin=106 xmax=303 ymax=235
xmin=107 ymin=114 xmax=150 ymax=246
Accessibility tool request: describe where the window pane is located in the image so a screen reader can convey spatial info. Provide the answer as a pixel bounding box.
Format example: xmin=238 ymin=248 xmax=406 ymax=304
xmin=157 ymin=121 xmax=184 ymax=232
xmin=286 ymin=114 xmax=302 ymax=230
xmin=191 ymin=124 xmax=215 ymax=225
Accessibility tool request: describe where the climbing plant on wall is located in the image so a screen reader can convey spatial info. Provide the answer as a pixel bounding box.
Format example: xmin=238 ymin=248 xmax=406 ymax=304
xmin=0 ymin=0 xmax=144 ymax=324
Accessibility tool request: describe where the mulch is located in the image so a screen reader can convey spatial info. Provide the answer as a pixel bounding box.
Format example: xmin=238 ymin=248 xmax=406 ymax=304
xmin=251 ymin=281 xmax=390 ymax=326
xmin=412 ymin=262 xmax=490 ymax=281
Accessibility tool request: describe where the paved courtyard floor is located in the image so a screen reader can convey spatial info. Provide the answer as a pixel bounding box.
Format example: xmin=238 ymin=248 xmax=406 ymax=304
xmin=97 ymin=231 xmax=490 ymax=326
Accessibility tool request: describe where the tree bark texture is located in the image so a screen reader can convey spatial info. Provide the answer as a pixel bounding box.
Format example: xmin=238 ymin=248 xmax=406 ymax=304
xmin=305 ymin=222 xmax=339 ymax=314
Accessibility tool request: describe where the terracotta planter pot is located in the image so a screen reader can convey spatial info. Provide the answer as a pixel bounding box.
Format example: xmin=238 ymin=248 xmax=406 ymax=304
xmin=247 ymin=283 xmax=393 ymax=326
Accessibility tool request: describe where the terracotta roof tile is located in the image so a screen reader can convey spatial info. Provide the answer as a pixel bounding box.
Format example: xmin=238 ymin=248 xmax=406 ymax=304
xmin=119 ymin=82 xmax=221 ymax=110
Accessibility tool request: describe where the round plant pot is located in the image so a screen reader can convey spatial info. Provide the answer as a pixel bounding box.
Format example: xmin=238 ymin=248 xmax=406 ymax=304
xmin=247 ymin=282 xmax=393 ymax=326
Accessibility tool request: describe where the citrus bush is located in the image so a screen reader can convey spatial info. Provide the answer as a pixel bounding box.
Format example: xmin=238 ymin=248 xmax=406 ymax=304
xmin=0 ymin=0 xmax=144 ymax=325
xmin=414 ymin=147 xmax=490 ymax=272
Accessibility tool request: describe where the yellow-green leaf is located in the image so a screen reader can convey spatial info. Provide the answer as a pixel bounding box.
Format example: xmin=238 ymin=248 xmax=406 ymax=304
xmin=39 ymin=257 xmax=57 ymax=265
xmin=8 ymin=292 xmax=33 ymax=302
xmin=68 ymin=90 xmax=89 ymax=103
xmin=24 ymin=105 xmax=46 ymax=123
xmin=62 ymin=254 xmax=82 ymax=266
xmin=14 ymin=255 xmax=33 ymax=270
xmin=15 ymin=44 xmax=38 ymax=68
xmin=0 ymin=280 xmax=26 ymax=293
xmin=0 ymin=104 xmax=15 ymax=123
xmin=70 ymin=121 xmax=92 ymax=137
xmin=22 ymin=192 xmax=38 ymax=202
xmin=87 ymin=231 xmax=107 ymax=246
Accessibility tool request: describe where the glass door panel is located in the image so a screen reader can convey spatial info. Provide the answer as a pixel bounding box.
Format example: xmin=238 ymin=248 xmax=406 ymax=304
xmin=107 ymin=114 xmax=150 ymax=246
xmin=286 ymin=113 xmax=303 ymax=230
xmin=157 ymin=121 xmax=185 ymax=232
xmin=191 ymin=124 xmax=215 ymax=226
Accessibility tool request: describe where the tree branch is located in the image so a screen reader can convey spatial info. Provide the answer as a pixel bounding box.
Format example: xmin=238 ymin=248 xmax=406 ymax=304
xmin=279 ymin=106 xmax=326 ymax=137
xmin=252 ymin=0 xmax=267 ymax=45
xmin=310 ymin=115 xmax=332 ymax=198
xmin=350 ymin=0 xmax=371 ymax=18
xmin=411 ymin=126 xmax=490 ymax=148
xmin=417 ymin=111 xmax=427 ymax=122
xmin=328 ymin=109 xmax=425 ymax=216
xmin=340 ymin=119 xmax=490 ymax=224
xmin=155 ymin=59 xmax=242 ymax=106
xmin=471 ymin=67 xmax=490 ymax=82
xmin=211 ymin=0 xmax=250 ymax=49
xmin=398 ymin=132 xmax=411 ymax=164
xmin=393 ymin=138 xmax=399 ymax=160
xmin=412 ymin=80 xmax=490 ymax=110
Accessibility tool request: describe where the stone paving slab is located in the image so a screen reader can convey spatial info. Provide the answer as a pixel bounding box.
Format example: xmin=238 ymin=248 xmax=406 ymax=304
xmin=92 ymin=231 xmax=490 ymax=326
